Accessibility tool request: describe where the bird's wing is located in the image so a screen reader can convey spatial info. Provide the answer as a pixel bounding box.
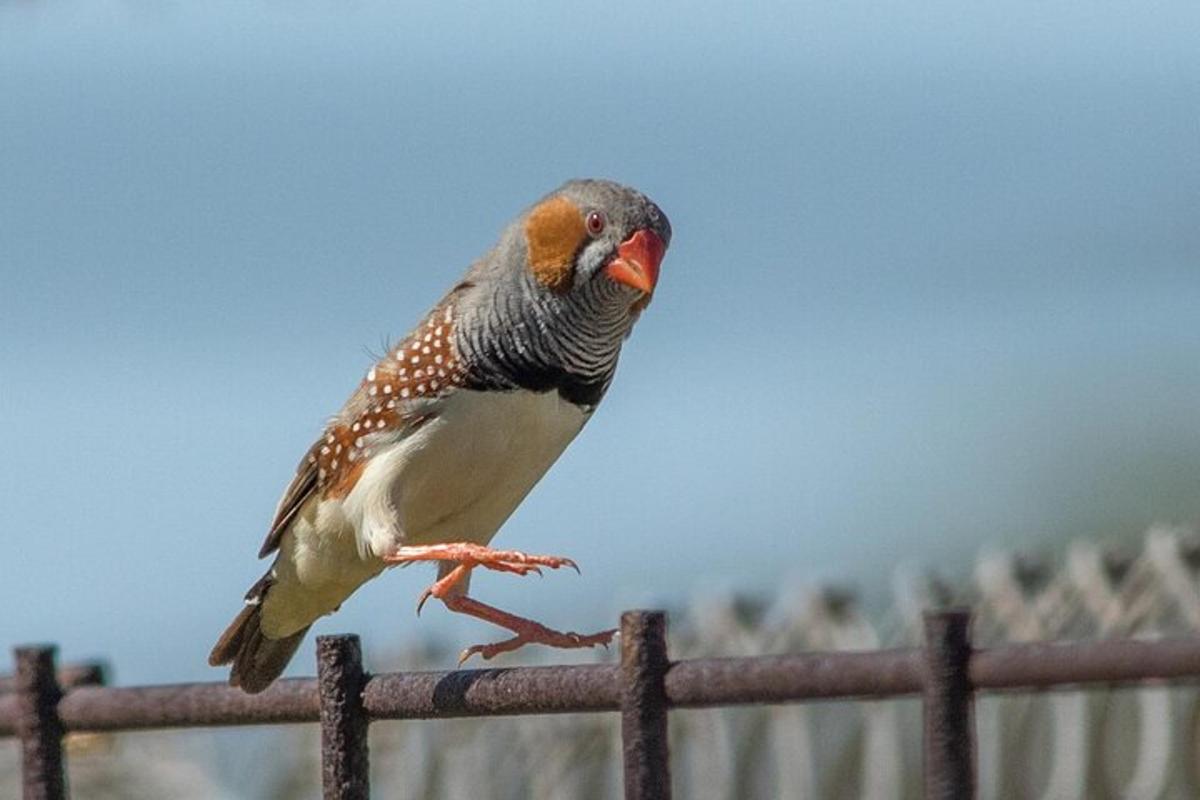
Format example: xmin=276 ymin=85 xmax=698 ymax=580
xmin=257 ymin=298 xmax=470 ymax=558
xmin=259 ymin=446 xmax=320 ymax=557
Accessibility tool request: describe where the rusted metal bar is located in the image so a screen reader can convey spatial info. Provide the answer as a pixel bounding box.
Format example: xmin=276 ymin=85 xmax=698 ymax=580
xmin=317 ymin=636 xmax=370 ymax=800
xmin=14 ymin=646 xmax=67 ymax=800
xmin=922 ymin=610 xmax=975 ymax=800
xmin=971 ymin=636 xmax=1200 ymax=690
xmin=4 ymin=626 xmax=1200 ymax=740
xmin=55 ymin=678 xmax=319 ymax=732
xmin=666 ymin=647 xmax=925 ymax=706
xmin=0 ymin=695 xmax=17 ymax=736
xmin=0 ymin=663 xmax=107 ymax=695
xmin=364 ymin=662 xmax=618 ymax=719
xmin=620 ymin=611 xmax=672 ymax=800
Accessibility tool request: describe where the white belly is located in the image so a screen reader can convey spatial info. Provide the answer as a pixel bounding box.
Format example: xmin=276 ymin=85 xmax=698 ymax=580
xmin=262 ymin=389 xmax=588 ymax=637
xmin=349 ymin=387 xmax=589 ymax=555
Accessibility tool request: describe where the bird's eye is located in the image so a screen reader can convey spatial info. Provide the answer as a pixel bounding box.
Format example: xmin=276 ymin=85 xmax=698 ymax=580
xmin=585 ymin=210 xmax=606 ymax=237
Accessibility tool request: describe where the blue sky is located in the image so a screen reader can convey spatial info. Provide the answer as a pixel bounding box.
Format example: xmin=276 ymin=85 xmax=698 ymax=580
xmin=2 ymin=1 xmax=1198 ymax=685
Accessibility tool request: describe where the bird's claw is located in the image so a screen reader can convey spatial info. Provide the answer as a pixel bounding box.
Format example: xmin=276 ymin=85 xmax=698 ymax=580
xmin=482 ymin=562 xmax=544 ymax=578
xmin=476 ymin=554 xmax=577 ymax=577
xmin=456 ymin=627 xmax=617 ymax=665
xmin=416 ymin=588 xmax=433 ymax=616
xmin=413 ymin=549 xmax=582 ymax=616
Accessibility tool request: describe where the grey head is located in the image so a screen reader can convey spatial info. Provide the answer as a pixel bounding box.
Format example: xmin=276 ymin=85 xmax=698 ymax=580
xmin=453 ymin=178 xmax=672 ymax=409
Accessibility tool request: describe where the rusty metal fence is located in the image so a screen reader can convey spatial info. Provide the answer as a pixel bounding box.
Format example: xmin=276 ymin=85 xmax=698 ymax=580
xmin=4 ymin=608 xmax=1200 ymax=800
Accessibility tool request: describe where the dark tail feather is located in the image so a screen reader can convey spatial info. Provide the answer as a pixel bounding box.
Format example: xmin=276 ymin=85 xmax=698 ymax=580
xmin=208 ymin=574 xmax=310 ymax=694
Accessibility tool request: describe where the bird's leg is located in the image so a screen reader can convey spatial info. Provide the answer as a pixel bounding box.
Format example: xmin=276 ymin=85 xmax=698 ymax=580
xmin=382 ymin=543 xmax=580 ymax=577
xmin=413 ymin=563 xmax=473 ymax=615
xmin=442 ymin=595 xmax=617 ymax=664
xmin=386 ymin=543 xmax=579 ymax=615
xmin=383 ymin=544 xmax=614 ymax=663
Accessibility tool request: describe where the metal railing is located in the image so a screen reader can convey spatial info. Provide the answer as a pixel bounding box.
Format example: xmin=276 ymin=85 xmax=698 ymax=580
xmin=5 ymin=608 xmax=1200 ymax=800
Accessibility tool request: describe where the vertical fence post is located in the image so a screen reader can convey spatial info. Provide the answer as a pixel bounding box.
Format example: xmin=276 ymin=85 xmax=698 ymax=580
xmin=620 ymin=610 xmax=671 ymax=800
xmin=14 ymin=646 xmax=67 ymax=800
xmin=923 ymin=609 xmax=975 ymax=800
xmin=317 ymin=635 xmax=369 ymax=800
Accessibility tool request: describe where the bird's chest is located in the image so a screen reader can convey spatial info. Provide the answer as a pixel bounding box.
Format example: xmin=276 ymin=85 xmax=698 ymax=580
xmin=346 ymin=388 xmax=588 ymax=556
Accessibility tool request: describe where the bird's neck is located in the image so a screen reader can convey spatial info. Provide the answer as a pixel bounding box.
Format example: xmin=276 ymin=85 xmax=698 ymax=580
xmin=456 ymin=279 xmax=634 ymax=410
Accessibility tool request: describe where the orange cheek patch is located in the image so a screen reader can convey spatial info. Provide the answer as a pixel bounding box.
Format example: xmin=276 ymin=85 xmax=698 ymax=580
xmin=524 ymin=196 xmax=587 ymax=292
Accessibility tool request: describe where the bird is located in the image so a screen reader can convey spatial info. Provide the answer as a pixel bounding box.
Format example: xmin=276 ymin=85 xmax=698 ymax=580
xmin=209 ymin=178 xmax=672 ymax=693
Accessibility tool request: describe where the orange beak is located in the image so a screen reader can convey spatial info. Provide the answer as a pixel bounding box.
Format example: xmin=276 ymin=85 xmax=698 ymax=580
xmin=603 ymin=229 xmax=665 ymax=295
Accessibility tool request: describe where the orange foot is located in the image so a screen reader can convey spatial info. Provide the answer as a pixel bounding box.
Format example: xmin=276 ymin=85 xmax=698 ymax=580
xmin=383 ymin=543 xmax=579 ymax=579
xmin=446 ymin=595 xmax=617 ymax=664
xmin=382 ymin=542 xmax=614 ymax=664
xmin=383 ymin=543 xmax=580 ymax=612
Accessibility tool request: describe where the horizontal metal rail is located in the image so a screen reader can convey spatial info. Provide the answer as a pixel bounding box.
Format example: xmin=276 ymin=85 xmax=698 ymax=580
xmin=0 ymin=663 xmax=106 ymax=696
xmin=3 ymin=635 xmax=1199 ymax=737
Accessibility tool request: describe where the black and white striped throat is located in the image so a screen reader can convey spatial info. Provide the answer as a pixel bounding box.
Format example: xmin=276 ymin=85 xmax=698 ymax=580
xmin=457 ymin=278 xmax=635 ymax=410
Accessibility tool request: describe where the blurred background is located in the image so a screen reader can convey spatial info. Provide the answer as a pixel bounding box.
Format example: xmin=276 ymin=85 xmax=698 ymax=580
xmin=1 ymin=0 xmax=1198 ymax=796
